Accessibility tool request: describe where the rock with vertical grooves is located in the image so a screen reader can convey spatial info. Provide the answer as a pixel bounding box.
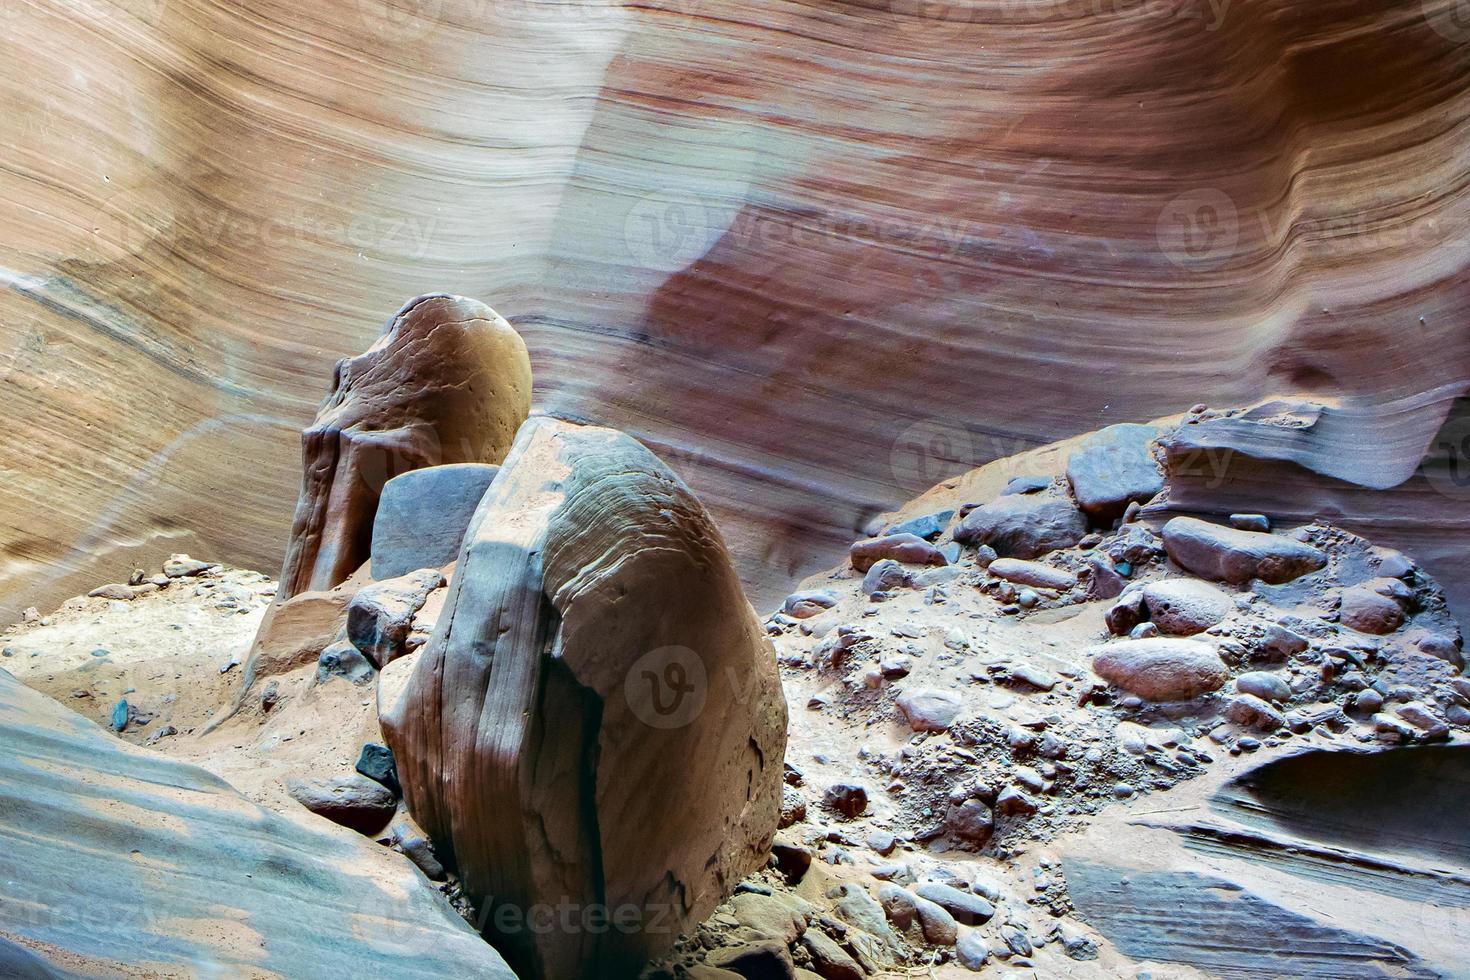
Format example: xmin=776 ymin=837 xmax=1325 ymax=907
xmin=277 ymin=295 xmax=531 ymax=601
xmin=382 ymin=418 xmax=787 ymax=980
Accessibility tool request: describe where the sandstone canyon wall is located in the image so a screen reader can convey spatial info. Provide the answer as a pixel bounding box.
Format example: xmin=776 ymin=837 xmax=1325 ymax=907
xmin=3 ymin=0 xmax=1468 ymax=619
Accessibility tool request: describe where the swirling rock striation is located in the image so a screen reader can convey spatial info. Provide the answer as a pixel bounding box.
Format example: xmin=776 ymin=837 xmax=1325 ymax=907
xmin=382 ymin=417 xmax=788 ymax=979
xmin=3 ymin=0 xmax=1469 ymax=620
xmin=0 ymin=668 xmax=514 ymax=978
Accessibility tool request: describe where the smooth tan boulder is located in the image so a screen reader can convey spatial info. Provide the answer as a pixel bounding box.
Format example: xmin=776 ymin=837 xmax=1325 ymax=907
xmin=1162 ymin=517 xmax=1326 ymax=585
xmin=383 ymin=418 xmax=787 ymax=980
xmin=1088 ymin=638 xmax=1229 ymax=702
xmin=277 ymin=295 xmax=530 ymax=601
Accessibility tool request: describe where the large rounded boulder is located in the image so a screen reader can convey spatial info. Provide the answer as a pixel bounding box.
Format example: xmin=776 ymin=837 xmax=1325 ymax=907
xmin=382 ymin=418 xmax=788 ymax=980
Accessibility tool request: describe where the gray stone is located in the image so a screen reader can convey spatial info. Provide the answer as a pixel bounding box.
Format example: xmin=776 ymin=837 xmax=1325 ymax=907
xmin=370 ymin=463 xmax=500 ymax=579
xmin=1261 ymin=623 xmax=1310 ymax=659
xmin=896 ymin=688 xmax=963 ymax=732
xmin=1235 ymin=671 xmax=1291 ymax=703
xmin=163 ymin=554 xmax=215 ymax=578
xmin=1161 ymin=517 xmax=1326 ymax=585
xmin=888 ymin=510 xmax=954 ymax=540
xmin=1229 ymin=513 xmax=1270 ymax=532
xmin=1141 ymin=578 xmax=1233 ymax=636
xmin=315 ymin=640 xmax=375 ymax=685
xmin=799 ymin=930 xmax=863 ymax=980
xmin=850 ymin=533 xmax=947 ymax=572
xmin=914 ymin=883 xmax=995 ymax=925
xmin=346 ymin=568 xmax=444 ymax=668
xmin=913 ymin=895 xmax=958 ymax=945
xmin=782 ymin=590 xmax=839 ymax=618
xmin=355 ymin=742 xmax=399 ymax=794
xmin=878 ymin=883 xmax=918 ymax=930
xmin=988 ymin=558 xmax=1077 ymax=591
xmin=1002 ymin=475 xmax=1050 ymax=495
xmin=1088 ymin=638 xmax=1229 ymax=702
xmin=953 ymin=493 xmax=1086 ymax=559
xmin=109 ymin=698 xmax=129 ymax=732
xmin=1226 ymin=694 xmax=1286 ymax=732
xmin=862 ymin=559 xmax=911 ymax=596
xmin=1065 ymin=424 xmax=1164 ymax=524
xmin=284 ymin=773 xmax=397 ymax=834
xmin=956 ymin=931 xmax=990 ymax=970
xmin=945 ymin=799 xmax=994 ymax=844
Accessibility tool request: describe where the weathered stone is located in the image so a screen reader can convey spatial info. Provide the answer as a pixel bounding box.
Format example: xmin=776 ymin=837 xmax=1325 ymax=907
xmin=88 ymin=584 xmax=135 ymax=601
xmin=799 ymin=930 xmax=863 ymax=980
xmin=1066 ymin=424 xmax=1163 ymax=525
xmin=163 ymin=554 xmax=215 ymax=578
xmin=315 ymin=640 xmax=375 ymax=686
xmin=1229 ymin=513 xmax=1270 ymax=532
xmin=1082 ymin=553 xmax=1126 ymax=600
xmin=945 ymin=799 xmax=994 ymax=845
xmin=824 ymin=783 xmax=869 ymax=818
xmin=1106 ymin=590 xmax=1147 ymax=636
xmin=988 ymin=558 xmax=1077 ymax=591
xmin=782 ymin=590 xmax=839 ymax=618
xmin=371 ymin=463 xmax=500 ymax=579
xmin=1339 ymin=584 xmax=1406 ymax=635
xmin=382 ymin=419 xmax=786 ymax=980
xmin=1088 ymin=638 xmax=1229 ymax=702
xmin=780 ymin=784 xmax=808 ymax=828
xmin=1002 ymin=475 xmax=1051 ymax=496
xmin=850 ymin=532 xmax=947 ymax=572
xmin=1161 ymin=517 xmax=1326 ymax=585
xmin=912 ymin=895 xmax=959 ymax=945
xmin=732 ymin=892 xmax=807 ymax=945
xmin=862 ymin=559 xmax=912 ymax=596
xmin=956 ymin=931 xmax=990 ymax=970
xmin=346 ymin=568 xmax=445 ymax=668
xmin=707 ymin=941 xmax=795 ymax=980
xmin=914 ymin=883 xmax=995 ymax=926
xmin=355 ymin=742 xmax=399 ymax=794
xmin=1141 ymin=579 xmax=1233 ymax=636
xmin=888 ymin=510 xmax=955 ymax=539
xmin=284 ymin=774 xmax=397 ymax=834
xmin=1260 ymin=623 xmax=1310 ymax=659
xmin=277 ymin=295 xmax=531 ymax=601
xmin=953 ymin=493 xmax=1087 ymax=559
xmin=878 ymin=884 xmax=918 ymax=930
xmin=896 ymin=688 xmax=963 ymax=732
xmin=1235 ymin=671 xmax=1291 ymax=703
xmin=771 ymin=835 xmax=813 ymax=883
xmin=1225 ymin=694 xmax=1286 ymax=732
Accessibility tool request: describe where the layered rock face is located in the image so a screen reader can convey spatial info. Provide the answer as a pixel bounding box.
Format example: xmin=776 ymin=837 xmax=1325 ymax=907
xmin=277 ymin=294 xmax=530 ymax=600
xmin=0 ymin=668 xmax=514 ymax=978
xmin=3 ymin=0 xmax=1468 ymax=621
xmin=382 ymin=417 xmax=788 ymax=979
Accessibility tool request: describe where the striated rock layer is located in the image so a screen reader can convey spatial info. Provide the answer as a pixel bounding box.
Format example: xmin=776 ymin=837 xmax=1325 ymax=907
xmin=382 ymin=417 xmax=788 ymax=979
xmin=0 ymin=668 xmax=515 ymax=978
xmin=2 ymin=0 xmax=1469 ymax=619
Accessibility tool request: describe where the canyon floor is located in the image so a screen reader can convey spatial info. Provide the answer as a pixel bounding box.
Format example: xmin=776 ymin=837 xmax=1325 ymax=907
xmin=5 ymin=417 xmax=1468 ymax=979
